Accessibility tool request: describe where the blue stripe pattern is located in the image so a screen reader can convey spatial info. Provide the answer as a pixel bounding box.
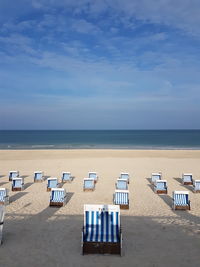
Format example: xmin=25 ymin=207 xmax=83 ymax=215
xmin=84 ymin=210 xmax=120 ymax=243
xmin=51 ymin=190 xmax=65 ymax=202
xmin=0 ymin=190 xmax=6 ymax=202
xmin=48 ymin=179 xmax=58 ymax=188
xmin=174 ymin=194 xmax=188 ymax=206
xmin=115 ymin=192 xmax=129 ymax=205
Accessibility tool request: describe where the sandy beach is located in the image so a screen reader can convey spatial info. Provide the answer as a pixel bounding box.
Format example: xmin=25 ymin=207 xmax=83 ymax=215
xmin=0 ymin=149 xmax=200 ymax=267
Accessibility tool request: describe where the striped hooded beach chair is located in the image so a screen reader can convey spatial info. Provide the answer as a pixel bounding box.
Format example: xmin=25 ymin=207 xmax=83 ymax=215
xmin=116 ymin=179 xmax=128 ymax=190
xmin=9 ymin=171 xmax=19 ymax=181
xmin=50 ymin=188 xmax=67 ymax=207
xmin=62 ymin=172 xmax=73 ymax=183
xmin=0 ymin=188 xmax=9 ymax=205
xmin=0 ymin=206 xmax=5 ymax=245
xmin=114 ymin=190 xmax=129 ymax=209
xmin=193 ymin=180 xmax=200 ymax=193
xmin=88 ymin=172 xmax=98 ymax=183
xmin=82 ymin=204 xmax=122 ymax=255
xmin=83 ymin=178 xmax=95 ymax=191
xmin=172 ymin=191 xmax=190 ymax=210
xmin=182 ymin=173 xmax=193 ymax=185
xmin=151 ymin=172 xmax=162 ymax=184
xmin=154 ymin=180 xmax=167 ymax=194
xmin=119 ymin=173 xmax=129 ymax=183
xmin=47 ymin=178 xmax=58 ymax=191
xmin=34 ymin=171 xmax=44 ymax=182
xmin=12 ymin=177 xmax=24 ymax=191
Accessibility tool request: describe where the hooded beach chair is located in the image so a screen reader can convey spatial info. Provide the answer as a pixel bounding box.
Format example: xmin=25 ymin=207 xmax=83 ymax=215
xmin=114 ymin=190 xmax=129 ymax=209
xmin=172 ymin=191 xmax=190 ymax=210
xmin=0 ymin=206 xmax=5 ymax=245
xmin=50 ymin=188 xmax=67 ymax=207
xmin=88 ymin=172 xmax=98 ymax=183
xmin=9 ymin=171 xmax=19 ymax=181
xmin=151 ymin=172 xmax=162 ymax=184
xmin=34 ymin=171 xmax=44 ymax=182
xmin=116 ymin=179 xmax=128 ymax=190
xmin=154 ymin=180 xmax=167 ymax=194
xmin=47 ymin=178 xmax=58 ymax=191
xmin=193 ymin=180 xmax=200 ymax=193
xmin=182 ymin=173 xmax=193 ymax=185
xmin=82 ymin=204 xmax=122 ymax=255
xmin=83 ymin=178 xmax=95 ymax=191
xmin=0 ymin=188 xmax=9 ymax=205
xmin=62 ymin=172 xmax=73 ymax=183
xmin=12 ymin=177 xmax=24 ymax=191
xmin=119 ymin=173 xmax=129 ymax=183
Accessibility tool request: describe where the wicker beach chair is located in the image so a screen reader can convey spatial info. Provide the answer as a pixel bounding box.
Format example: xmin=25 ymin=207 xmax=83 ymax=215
xmin=119 ymin=173 xmax=129 ymax=184
xmin=88 ymin=172 xmax=98 ymax=183
xmin=12 ymin=177 xmax=24 ymax=191
xmin=116 ymin=179 xmax=128 ymax=190
xmin=49 ymin=188 xmax=67 ymax=207
xmin=82 ymin=204 xmax=122 ymax=255
xmin=151 ymin=172 xmax=162 ymax=184
xmin=172 ymin=191 xmax=190 ymax=210
xmin=114 ymin=190 xmax=129 ymax=209
xmin=47 ymin=178 xmax=58 ymax=192
xmin=62 ymin=172 xmax=73 ymax=183
xmin=193 ymin=180 xmax=200 ymax=193
xmin=0 ymin=206 xmax=5 ymax=245
xmin=0 ymin=188 xmax=9 ymax=205
xmin=154 ymin=180 xmax=168 ymax=194
xmin=34 ymin=171 xmax=44 ymax=182
xmin=9 ymin=171 xmax=19 ymax=181
xmin=83 ymin=178 xmax=95 ymax=191
xmin=182 ymin=173 xmax=193 ymax=185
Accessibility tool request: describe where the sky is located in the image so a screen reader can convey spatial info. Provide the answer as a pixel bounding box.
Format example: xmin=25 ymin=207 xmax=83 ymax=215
xmin=0 ymin=0 xmax=200 ymax=129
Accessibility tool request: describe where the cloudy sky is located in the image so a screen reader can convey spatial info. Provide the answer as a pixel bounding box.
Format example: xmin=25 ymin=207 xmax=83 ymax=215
xmin=0 ymin=0 xmax=200 ymax=129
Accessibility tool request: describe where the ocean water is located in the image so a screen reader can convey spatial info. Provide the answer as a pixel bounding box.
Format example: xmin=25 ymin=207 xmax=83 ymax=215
xmin=0 ymin=130 xmax=200 ymax=150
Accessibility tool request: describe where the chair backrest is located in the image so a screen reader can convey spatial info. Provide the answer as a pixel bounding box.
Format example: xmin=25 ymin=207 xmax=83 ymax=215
xmin=51 ymin=188 xmax=66 ymax=202
xmin=193 ymin=180 xmax=200 ymax=190
xmin=116 ymin=179 xmax=128 ymax=190
xmin=173 ymin=191 xmax=189 ymax=205
xmin=84 ymin=178 xmax=95 ymax=189
xmin=151 ymin=173 xmax=162 ymax=183
xmin=155 ymin=180 xmax=167 ymax=190
xmin=34 ymin=172 xmax=43 ymax=180
xmin=115 ymin=190 xmax=129 ymax=205
xmin=83 ymin=204 xmax=120 ymax=242
xmin=120 ymin=173 xmax=129 ymax=180
xmin=182 ymin=173 xmax=192 ymax=182
xmin=9 ymin=171 xmax=19 ymax=179
xmin=12 ymin=178 xmax=23 ymax=187
xmin=47 ymin=178 xmax=58 ymax=188
xmin=0 ymin=188 xmax=8 ymax=201
xmin=62 ymin=172 xmax=71 ymax=180
xmin=88 ymin=172 xmax=97 ymax=180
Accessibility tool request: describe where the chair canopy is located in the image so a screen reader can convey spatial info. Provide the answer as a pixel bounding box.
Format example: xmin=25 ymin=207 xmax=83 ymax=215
xmin=116 ymin=179 xmax=128 ymax=190
xmin=151 ymin=173 xmax=162 ymax=183
xmin=9 ymin=171 xmax=19 ymax=179
xmin=193 ymin=180 xmax=200 ymax=190
xmin=114 ymin=190 xmax=129 ymax=205
xmin=47 ymin=178 xmax=58 ymax=188
xmin=84 ymin=178 xmax=95 ymax=189
xmin=155 ymin=180 xmax=167 ymax=190
xmin=50 ymin=188 xmax=66 ymax=203
xmin=62 ymin=172 xmax=71 ymax=180
xmin=34 ymin=171 xmax=43 ymax=180
xmin=83 ymin=204 xmax=120 ymax=243
xmin=12 ymin=178 xmax=23 ymax=188
xmin=182 ymin=173 xmax=192 ymax=182
xmin=88 ymin=172 xmax=98 ymax=180
xmin=120 ymin=173 xmax=129 ymax=180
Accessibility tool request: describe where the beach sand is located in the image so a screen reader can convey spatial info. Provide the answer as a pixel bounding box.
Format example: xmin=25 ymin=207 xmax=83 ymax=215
xmin=0 ymin=149 xmax=200 ymax=267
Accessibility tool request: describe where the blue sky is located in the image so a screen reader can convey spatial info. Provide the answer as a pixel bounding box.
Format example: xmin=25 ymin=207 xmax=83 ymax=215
xmin=0 ymin=0 xmax=200 ymax=129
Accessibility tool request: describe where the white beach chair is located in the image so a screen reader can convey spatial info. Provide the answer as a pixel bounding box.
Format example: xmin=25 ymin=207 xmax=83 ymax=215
xmin=12 ymin=177 xmax=24 ymax=191
xmin=172 ymin=191 xmax=190 ymax=210
xmin=82 ymin=204 xmax=122 ymax=255
xmin=49 ymin=188 xmax=67 ymax=207
xmin=62 ymin=172 xmax=73 ymax=183
xmin=88 ymin=172 xmax=98 ymax=183
xmin=83 ymin=178 xmax=95 ymax=191
xmin=0 ymin=206 xmax=5 ymax=245
xmin=182 ymin=173 xmax=193 ymax=185
xmin=114 ymin=190 xmax=129 ymax=209
xmin=154 ymin=180 xmax=168 ymax=194
xmin=0 ymin=188 xmax=9 ymax=205
xmin=116 ymin=179 xmax=128 ymax=190
xmin=9 ymin=171 xmax=19 ymax=181
xmin=47 ymin=178 xmax=58 ymax=191
xmin=193 ymin=180 xmax=200 ymax=193
xmin=119 ymin=173 xmax=129 ymax=184
xmin=34 ymin=171 xmax=44 ymax=182
xmin=151 ymin=172 xmax=162 ymax=184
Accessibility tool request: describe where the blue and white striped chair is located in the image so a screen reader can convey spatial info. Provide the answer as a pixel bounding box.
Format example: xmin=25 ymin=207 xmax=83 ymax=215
xmin=172 ymin=191 xmax=190 ymax=210
xmin=82 ymin=204 xmax=122 ymax=255
xmin=12 ymin=177 xmax=24 ymax=191
xmin=83 ymin=178 xmax=95 ymax=191
xmin=50 ymin=188 xmax=67 ymax=207
xmin=151 ymin=172 xmax=162 ymax=184
xmin=154 ymin=180 xmax=167 ymax=194
xmin=193 ymin=180 xmax=200 ymax=193
xmin=47 ymin=178 xmax=58 ymax=191
xmin=9 ymin=171 xmax=19 ymax=181
xmin=182 ymin=173 xmax=193 ymax=185
xmin=62 ymin=172 xmax=73 ymax=183
xmin=119 ymin=173 xmax=129 ymax=183
xmin=88 ymin=172 xmax=98 ymax=183
xmin=114 ymin=190 xmax=129 ymax=209
xmin=0 ymin=206 xmax=5 ymax=245
xmin=116 ymin=179 xmax=128 ymax=190
xmin=34 ymin=171 xmax=44 ymax=182
xmin=0 ymin=188 xmax=9 ymax=205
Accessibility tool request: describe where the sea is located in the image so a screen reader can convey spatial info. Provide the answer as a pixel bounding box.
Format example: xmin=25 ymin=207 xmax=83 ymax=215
xmin=0 ymin=130 xmax=200 ymax=150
